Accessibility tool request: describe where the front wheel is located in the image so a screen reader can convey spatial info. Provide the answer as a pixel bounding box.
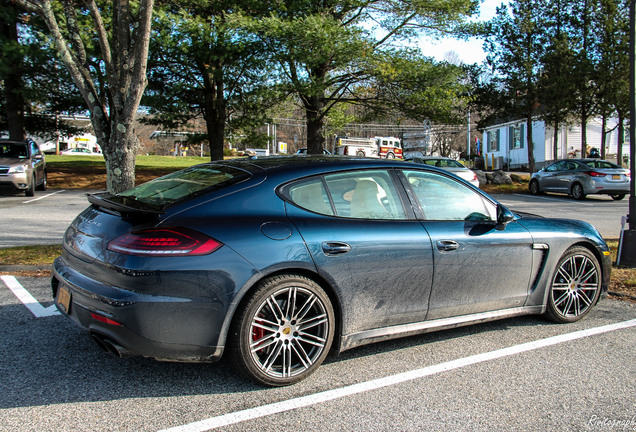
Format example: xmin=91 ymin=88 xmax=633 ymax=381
xmin=545 ymin=246 xmax=601 ymax=323
xmin=529 ymin=179 xmax=541 ymax=195
xmin=36 ymin=170 xmax=47 ymax=191
xmin=25 ymin=174 xmax=35 ymax=197
xmin=386 ymin=152 xmax=395 ymax=159
xmin=571 ymin=183 xmax=586 ymax=200
xmin=228 ymin=274 xmax=335 ymax=386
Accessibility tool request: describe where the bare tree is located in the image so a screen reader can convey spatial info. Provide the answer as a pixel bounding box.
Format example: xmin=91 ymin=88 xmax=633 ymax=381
xmin=14 ymin=0 xmax=154 ymax=193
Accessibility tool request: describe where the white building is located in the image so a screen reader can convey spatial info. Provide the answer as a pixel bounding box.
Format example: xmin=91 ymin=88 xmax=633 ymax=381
xmin=483 ymin=117 xmax=631 ymax=170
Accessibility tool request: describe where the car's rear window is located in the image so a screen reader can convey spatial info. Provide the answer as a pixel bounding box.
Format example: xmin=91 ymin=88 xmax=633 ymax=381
xmin=113 ymin=164 xmax=251 ymax=208
xmin=583 ymin=160 xmax=621 ymax=169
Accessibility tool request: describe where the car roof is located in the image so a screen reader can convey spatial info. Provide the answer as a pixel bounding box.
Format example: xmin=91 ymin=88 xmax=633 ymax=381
xmin=221 ymin=155 xmax=409 ymax=169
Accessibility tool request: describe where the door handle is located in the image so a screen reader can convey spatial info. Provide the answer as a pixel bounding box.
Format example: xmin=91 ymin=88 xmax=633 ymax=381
xmin=322 ymin=241 xmax=351 ymax=256
xmin=436 ymin=240 xmax=459 ymax=252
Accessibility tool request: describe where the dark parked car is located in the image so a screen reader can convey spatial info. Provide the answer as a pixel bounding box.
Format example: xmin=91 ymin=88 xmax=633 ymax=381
xmin=53 ymin=156 xmax=610 ymax=386
xmin=529 ymin=159 xmax=630 ymax=200
xmin=0 ymin=139 xmax=47 ymax=196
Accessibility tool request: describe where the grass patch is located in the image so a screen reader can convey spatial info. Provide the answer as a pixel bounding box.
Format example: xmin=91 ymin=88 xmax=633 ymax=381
xmin=45 ymin=154 xmax=208 ymax=170
xmin=482 ymin=183 xmax=529 ymax=194
xmin=45 ymin=154 xmax=210 ymax=189
xmin=0 ymin=245 xmax=62 ymax=266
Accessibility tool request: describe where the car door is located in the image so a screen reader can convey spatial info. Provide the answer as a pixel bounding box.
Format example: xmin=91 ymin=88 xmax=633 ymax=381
xmin=283 ymin=169 xmax=434 ymax=336
xmin=540 ymin=161 xmax=568 ymax=192
xmin=399 ymin=169 xmax=534 ymax=320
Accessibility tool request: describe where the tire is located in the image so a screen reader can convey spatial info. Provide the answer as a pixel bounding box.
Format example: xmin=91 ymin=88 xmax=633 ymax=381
xmin=356 ymin=150 xmax=365 ymax=157
xmin=228 ymin=274 xmax=335 ymax=386
xmin=386 ymin=152 xmax=395 ymax=159
xmin=571 ymin=183 xmax=585 ymax=200
xmin=610 ymin=194 xmax=625 ymax=201
xmin=25 ymin=174 xmax=35 ymax=197
xmin=529 ymin=179 xmax=541 ymax=195
xmin=545 ymin=246 xmax=601 ymax=323
xmin=36 ymin=170 xmax=47 ymax=191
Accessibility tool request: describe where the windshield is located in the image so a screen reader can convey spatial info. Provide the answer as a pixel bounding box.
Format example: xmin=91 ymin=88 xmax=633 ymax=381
xmin=423 ymin=159 xmax=463 ymax=168
xmin=110 ymin=164 xmax=251 ymax=208
xmin=0 ymin=143 xmax=28 ymax=159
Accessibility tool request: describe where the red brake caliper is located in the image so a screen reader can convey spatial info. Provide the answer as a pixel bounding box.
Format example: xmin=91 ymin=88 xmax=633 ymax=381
xmin=252 ymin=316 xmax=265 ymax=345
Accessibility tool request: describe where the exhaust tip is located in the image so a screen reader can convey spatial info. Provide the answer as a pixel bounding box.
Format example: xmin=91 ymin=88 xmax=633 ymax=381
xmin=91 ymin=333 xmax=133 ymax=358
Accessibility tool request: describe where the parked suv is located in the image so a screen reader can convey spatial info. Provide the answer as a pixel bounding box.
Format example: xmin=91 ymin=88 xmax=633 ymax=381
xmin=0 ymin=139 xmax=47 ymax=196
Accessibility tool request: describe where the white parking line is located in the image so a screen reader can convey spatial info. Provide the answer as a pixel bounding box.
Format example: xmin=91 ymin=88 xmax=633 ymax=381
xmin=1 ymin=275 xmax=60 ymax=317
xmin=158 ymin=318 xmax=636 ymax=432
xmin=22 ymin=189 xmax=66 ymax=204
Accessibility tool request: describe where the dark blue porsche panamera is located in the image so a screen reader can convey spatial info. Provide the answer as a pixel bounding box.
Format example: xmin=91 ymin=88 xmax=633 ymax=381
xmin=52 ymin=156 xmax=611 ymax=386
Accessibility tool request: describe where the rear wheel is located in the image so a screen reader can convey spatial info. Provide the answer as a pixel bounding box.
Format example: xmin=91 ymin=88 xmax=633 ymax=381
xmin=356 ymin=150 xmax=365 ymax=156
xmin=610 ymin=194 xmax=625 ymax=201
xmin=228 ymin=274 xmax=335 ymax=386
xmin=529 ymin=179 xmax=541 ymax=195
xmin=571 ymin=183 xmax=585 ymax=200
xmin=545 ymin=246 xmax=601 ymax=323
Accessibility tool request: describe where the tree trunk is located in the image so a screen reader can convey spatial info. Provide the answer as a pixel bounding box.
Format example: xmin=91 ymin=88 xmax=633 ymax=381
xmin=616 ymin=112 xmax=625 ymax=167
xmin=580 ymin=111 xmax=588 ymax=157
xmin=101 ymin=116 xmax=137 ymax=192
xmin=553 ymin=121 xmax=559 ymax=161
xmin=304 ymin=95 xmax=325 ymax=154
xmin=1 ymin=4 xmax=25 ymax=140
xmin=526 ymin=116 xmax=536 ymax=173
xmin=202 ymin=66 xmax=226 ymax=161
xmin=600 ymin=115 xmax=607 ymax=160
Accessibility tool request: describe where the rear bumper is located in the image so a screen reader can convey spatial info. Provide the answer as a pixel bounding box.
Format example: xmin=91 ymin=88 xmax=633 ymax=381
xmin=51 ymin=256 xmax=226 ymax=362
xmin=586 ymin=181 xmax=630 ymax=195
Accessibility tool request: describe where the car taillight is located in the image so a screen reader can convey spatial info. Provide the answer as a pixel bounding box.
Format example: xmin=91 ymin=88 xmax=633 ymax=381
xmin=586 ymin=171 xmax=606 ymax=177
xmin=107 ymin=227 xmax=222 ymax=256
xmin=343 ymin=146 xmax=348 ymax=155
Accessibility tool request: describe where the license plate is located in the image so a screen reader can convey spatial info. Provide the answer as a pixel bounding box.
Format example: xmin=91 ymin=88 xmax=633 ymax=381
xmin=612 ymin=175 xmax=621 ymax=180
xmin=57 ymin=285 xmax=71 ymax=314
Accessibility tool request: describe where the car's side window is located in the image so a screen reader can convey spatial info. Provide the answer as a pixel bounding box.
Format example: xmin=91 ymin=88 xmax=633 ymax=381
xmin=288 ymin=178 xmax=334 ymax=215
xmin=287 ymin=170 xmax=406 ymax=220
xmin=30 ymin=141 xmax=40 ymax=157
xmin=403 ymin=170 xmax=497 ymax=221
xmin=323 ymin=170 xmax=406 ymax=219
xmin=546 ymin=162 xmax=565 ymax=172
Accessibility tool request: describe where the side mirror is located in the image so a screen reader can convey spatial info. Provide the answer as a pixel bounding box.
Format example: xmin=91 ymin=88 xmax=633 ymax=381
xmin=496 ymin=204 xmax=515 ymax=230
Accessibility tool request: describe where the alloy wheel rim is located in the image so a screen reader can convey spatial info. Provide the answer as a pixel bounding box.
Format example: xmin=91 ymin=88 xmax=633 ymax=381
xmin=551 ymin=255 xmax=599 ymax=318
xmin=249 ymin=286 xmax=329 ymax=379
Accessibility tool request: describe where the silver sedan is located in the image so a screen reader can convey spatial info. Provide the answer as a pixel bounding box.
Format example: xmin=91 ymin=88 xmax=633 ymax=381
xmin=529 ymin=159 xmax=630 ymax=200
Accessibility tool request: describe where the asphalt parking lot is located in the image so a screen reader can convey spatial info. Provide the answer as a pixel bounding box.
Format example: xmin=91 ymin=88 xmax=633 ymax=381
xmin=0 ymin=275 xmax=634 ymax=432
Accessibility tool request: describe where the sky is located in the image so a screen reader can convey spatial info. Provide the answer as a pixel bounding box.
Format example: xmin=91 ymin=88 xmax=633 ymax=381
xmin=417 ymin=0 xmax=507 ymax=65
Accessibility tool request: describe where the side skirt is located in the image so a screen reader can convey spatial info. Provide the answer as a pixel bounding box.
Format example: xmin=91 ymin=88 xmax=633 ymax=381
xmin=339 ymin=306 xmax=545 ymax=352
